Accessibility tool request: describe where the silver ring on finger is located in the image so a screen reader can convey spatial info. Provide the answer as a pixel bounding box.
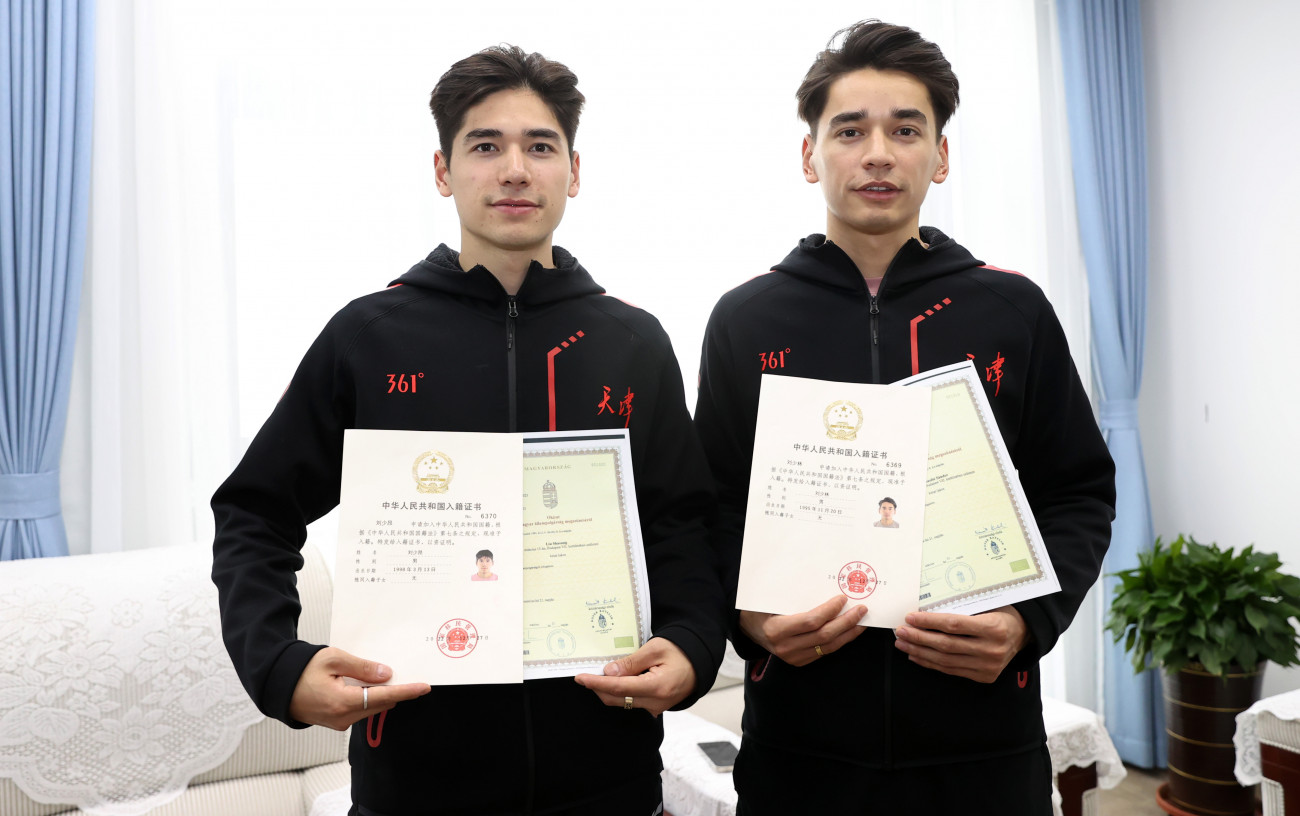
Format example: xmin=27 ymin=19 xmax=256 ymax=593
xmin=362 ymin=686 xmax=369 ymax=711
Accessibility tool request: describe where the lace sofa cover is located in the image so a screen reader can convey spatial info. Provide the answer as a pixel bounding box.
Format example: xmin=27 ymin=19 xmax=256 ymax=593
xmin=0 ymin=543 xmax=346 ymax=815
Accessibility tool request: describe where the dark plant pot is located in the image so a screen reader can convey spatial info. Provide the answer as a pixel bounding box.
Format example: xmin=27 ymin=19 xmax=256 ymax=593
xmin=1162 ymin=664 xmax=1264 ymax=816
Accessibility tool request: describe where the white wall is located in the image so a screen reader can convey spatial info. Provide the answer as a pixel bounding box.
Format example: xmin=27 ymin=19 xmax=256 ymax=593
xmin=222 ymin=0 xmax=1067 ymax=443
xmin=1142 ymin=0 xmax=1300 ymax=697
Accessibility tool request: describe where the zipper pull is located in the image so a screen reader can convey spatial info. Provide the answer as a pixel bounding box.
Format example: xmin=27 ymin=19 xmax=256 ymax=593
xmin=508 ymin=297 xmax=519 ymax=318
xmin=870 ymin=296 xmax=880 ymax=346
xmin=869 ymin=296 xmax=880 ymax=316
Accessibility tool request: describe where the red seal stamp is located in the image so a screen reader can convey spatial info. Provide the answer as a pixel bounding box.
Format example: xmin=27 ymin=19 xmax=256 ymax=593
xmin=436 ymin=618 xmax=479 ymax=658
xmin=838 ymin=561 xmax=878 ymax=600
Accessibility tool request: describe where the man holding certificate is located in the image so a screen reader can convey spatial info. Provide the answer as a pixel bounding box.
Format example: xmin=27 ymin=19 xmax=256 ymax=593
xmin=212 ymin=45 xmax=724 ymax=815
xmin=694 ymin=20 xmax=1116 ymax=815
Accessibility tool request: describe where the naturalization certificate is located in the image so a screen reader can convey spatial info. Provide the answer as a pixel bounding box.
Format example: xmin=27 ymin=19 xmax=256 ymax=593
xmin=736 ymin=375 xmax=932 ymax=629
xmin=899 ymin=361 xmax=1060 ymax=613
xmin=331 ymin=429 xmax=523 ymax=686
xmin=520 ymin=430 xmax=651 ymax=680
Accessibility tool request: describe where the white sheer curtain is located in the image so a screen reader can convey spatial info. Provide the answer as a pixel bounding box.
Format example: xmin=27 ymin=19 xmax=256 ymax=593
xmin=62 ymin=1 xmax=240 ymax=555
xmin=61 ymin=0 xmax=1098 ymax=708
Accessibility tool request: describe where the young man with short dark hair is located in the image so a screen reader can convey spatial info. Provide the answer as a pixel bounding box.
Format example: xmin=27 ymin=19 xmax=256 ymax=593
xmin=213 ymin=45 xmax=724 ymax=816
xmin=694 ymin=21 xmax=1115 ymax=814
xmin=873 ymin=497 xmax=898 ymax=528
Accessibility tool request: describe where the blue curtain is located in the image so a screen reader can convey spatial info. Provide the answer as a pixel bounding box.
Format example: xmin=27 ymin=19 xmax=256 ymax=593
xmin=0 ymin=0 xmax=94 ymax=560
xmin=1056 ymin=0 xmax=1162 ymax=767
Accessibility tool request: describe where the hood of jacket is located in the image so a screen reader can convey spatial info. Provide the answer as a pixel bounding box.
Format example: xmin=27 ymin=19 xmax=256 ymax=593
xmin=390 ymin=243 xmax=606 ymax=307
xmin=772 ymin=227 xmax=984 ymax=295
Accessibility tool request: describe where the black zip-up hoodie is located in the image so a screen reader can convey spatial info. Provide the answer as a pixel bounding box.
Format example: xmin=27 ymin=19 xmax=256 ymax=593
xmin=695 ymin=230 xmax=1115 ymax=769
xmin=212 ymin=245 xmax=725 ymax=815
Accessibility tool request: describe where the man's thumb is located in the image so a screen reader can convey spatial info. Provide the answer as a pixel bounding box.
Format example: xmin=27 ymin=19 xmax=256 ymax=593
xmin=339 ymin=653 xmax=392 ymax=683
xmin=604 ymin=641 xmax=659 ymax=677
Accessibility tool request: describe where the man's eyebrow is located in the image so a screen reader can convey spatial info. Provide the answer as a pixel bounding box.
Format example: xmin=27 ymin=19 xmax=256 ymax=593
xmin=827 ymin=110 xmax=868 ymax=129
xmin=462 ymin=127 xmax=561 ymax=142
xmin=462 ymin=128 xmax=502 ymax=142
xmin=826 ymin=108 xmax=930 ymax=129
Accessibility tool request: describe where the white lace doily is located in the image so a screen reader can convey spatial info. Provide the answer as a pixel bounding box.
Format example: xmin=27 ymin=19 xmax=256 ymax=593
xmin=1235 ymin=689 xmax=1300 ymax=785
xmin=0 ymin=544 xmax=264 ymax=815
xmin=309 ymin=785 xmax=353 ymax=816
xmin=1042 ymin=696 xmax=1127 ymax=791
xmin=1034 ymin=696 xmax=1128 ymax=816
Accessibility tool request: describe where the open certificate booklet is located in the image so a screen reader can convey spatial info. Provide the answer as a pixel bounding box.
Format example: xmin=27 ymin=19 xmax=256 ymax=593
xmin=330 ymin=429 xmax=650 ymax=686
xmin=736 ymin=375 xmax=933 ymax=629
xmin=898 ymin=360 xmax=1060 ymax=614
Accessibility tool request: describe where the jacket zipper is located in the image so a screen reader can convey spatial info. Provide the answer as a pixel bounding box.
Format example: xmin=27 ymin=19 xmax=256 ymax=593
xmin=870 ymin=289 xmax=892 ymax=764
xmin=869 ymin=294 xmax=882 ymax=384
xmin=507 ymin=297 xmax=519 ymax=433
xmin=508 ymin=293 xmax=531 ymax=811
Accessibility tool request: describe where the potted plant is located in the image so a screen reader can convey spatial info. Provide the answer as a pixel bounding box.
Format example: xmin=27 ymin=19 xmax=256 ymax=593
xmin=1107 ymin=534 xmax=1300 ymax=816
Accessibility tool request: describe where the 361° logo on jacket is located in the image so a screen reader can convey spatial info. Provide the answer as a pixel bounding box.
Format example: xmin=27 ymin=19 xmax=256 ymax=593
xmin=386 ymin=372 xmax=425 ymax=393
xmin=759 ymin=348 xmax=791 ymax=371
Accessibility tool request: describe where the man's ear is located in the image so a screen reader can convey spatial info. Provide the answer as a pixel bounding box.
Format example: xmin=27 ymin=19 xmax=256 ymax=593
xmin=568 ymin=151 xmax=581 ymax=198
xmin=801 ymin=134 xmax=819 ymax=184
xmin=434 ymin=150 xmax=453 ymax=198
xmin=932 ymin=135 xmax=950 ymax=184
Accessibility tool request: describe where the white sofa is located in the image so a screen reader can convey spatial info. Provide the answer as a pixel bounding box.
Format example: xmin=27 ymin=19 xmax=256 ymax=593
xmin=0 ymin=543 xmax=348 ymax=816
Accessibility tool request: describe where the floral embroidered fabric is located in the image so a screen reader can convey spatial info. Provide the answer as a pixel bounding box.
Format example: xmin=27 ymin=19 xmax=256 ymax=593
xmin=1235 ymin=689 xmax=1300 ymax=785
xmin=1041 ymin=696 xmax=1127 ymax=794
xmin=0 ymin=544 xmax=264 ymax=815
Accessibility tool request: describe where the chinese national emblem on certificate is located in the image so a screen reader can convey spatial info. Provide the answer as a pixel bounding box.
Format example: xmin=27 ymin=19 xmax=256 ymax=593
xmin=437 ymin=618 xmax=478 ymax=658
xmin=823 ymin=400 xmax=863 ymax=441
xmin=413 ymin=451 xmax=455 ymax=493
xmin=838 ymin=561 xmax=879 ymax=600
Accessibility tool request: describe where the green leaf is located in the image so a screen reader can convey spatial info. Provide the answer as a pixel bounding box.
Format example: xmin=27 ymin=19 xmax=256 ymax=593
xmin=1209 ymin=618 xmax=1236 ymax=645
xmin=1245 ymin=605 xmax=1270 ymax=632
xmin=1225 ymin=582 xmax=1252 ymax=601
xmin=1235 ymin=640 xmax=1259 ymax=670
xmin=1200 ymin=646 xmax=1227 ymax=677
xmin=1155 ymin=608 xmax=1186 ymax=627
xmin=1268 ymin=601 xmax=1300 ymax=620
xmin=1196 ymin=589 xmax=1217 ymax=614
